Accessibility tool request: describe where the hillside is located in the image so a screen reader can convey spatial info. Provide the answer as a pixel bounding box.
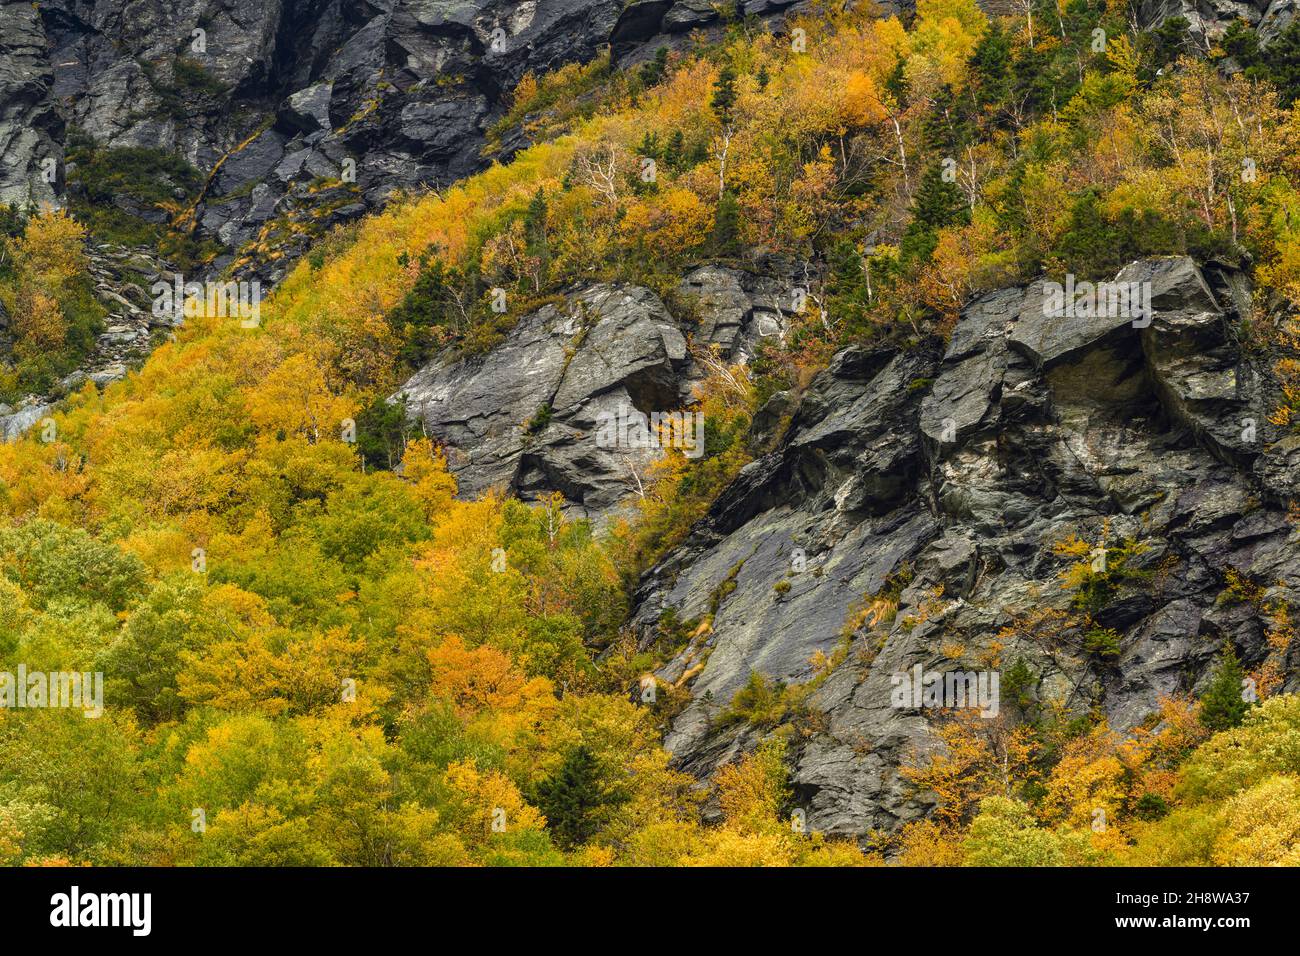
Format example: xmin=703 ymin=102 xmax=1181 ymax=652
xmin=1 ymin=0 xmax=1299 ymax=866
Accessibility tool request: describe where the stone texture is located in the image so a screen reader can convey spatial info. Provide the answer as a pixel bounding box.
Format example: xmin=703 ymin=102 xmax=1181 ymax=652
xmin=625 ymin=256 xmax=1300 ymax=844
xmin=1138 ymin=0 xmax=1297 ymax=42
xmin=0 ymin=2 xmax=62 ymax=207
xmin=9 ymin=0 xmax=827 ymax=285
xmin=397 ymin=267 xmax=799 ymax=521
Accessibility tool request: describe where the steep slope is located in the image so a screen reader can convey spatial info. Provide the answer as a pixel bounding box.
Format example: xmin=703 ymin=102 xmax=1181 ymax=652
xmin=3 ymin=0 xmax=1292 ymax=283
xmin=0 ymin=2 xmax=61 ymax=209
xmin=0 ymin=0 xmax=827 ymax=284
xmin=1137 ymin=0 xmax=1296 ymax=42
xmin=630 ymin=256 xmax=1300 ymax=837
xmin=397 ymin=265 xmax=800 ymax=520
xmin=1 ymin=0 xmax=1300 ymax=867
xmin=41 ymin=0 xmax=626 ymax=281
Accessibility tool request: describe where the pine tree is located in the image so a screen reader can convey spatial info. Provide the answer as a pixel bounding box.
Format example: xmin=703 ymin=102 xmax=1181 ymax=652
xmin=922 ymin=84 xmax=959 ymax=152
xmin=523 ymin=187 xmax=549 ymax=285
xmin=711 ymin=65 xmax=738 ymax=125
xmin=1220 ymin=19 xmax=1261 ymax=68
xmin=712 ymin=189 xmax=742 ymax=257
xmin=354 ymin=394 xmax=410 ymax=471
xmin=1140 ymin=15 xmax=1191 ymax=82
xmin=532 ymin=745 xmax=626 ymax=850
xmin=970 ymin=20 xmax=1011 ymax=112
xmin=387 ymin=255 xmax=464 ymax=367
xmin=912 ymin=163 xmax=968 ymax=231
xmin=900 ymin=162 xmax=968 ymax=264
xmin=664 ymin=129 xmax=685 ymax=170
xmin=824 ymin=238 xmax=881 ymax=337
xmin=1199 ymin=641 xmax=1251 ymax=732
xmin=1259 ymin=21 xmax=1300 ymax=106
xmin=636 ymin=130 xmax=661 ymax=161
xmin=883 ymin=57 xmax=907 ymax=106
xmin=1011 ymin=41 xmax=1054 ymax=118
xmin=639 ymin=46 xmax=670 ymax=87
xmin=523 ymin=187 xmax=547 ymax=250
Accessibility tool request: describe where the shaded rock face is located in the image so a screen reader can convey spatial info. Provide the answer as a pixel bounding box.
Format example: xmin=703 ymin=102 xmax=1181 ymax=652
xmin=396 ymin=264 xmax=802 ymax=521
xmin=611 ymin=0 xmax=806 ymax=65
xmin=630 ymin=256 xmax=1300 ymax=840
xmin=28 ymin=0 xmax=628 ymax=282
xmin=609 ymin=0 xmax=919 ymax=67
xmin=4 ymin=0 xmax=827 ymax=284
xmin=1137 ymin=0 xmax=1296 ymax=42
xmin=2 ymin=0 xmax=1280 ymax=281
xmin=0 ymin=2 xmax=62 ymax=207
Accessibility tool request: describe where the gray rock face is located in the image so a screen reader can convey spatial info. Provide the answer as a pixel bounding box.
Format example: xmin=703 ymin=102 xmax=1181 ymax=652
xmin=675 ymin=263 xmax=797 ymax=367
xmin=1138 ymin=0 xmax=1295 ymax=41
xmin=24 ymin=0 xmax=631 ymax=282
xmin=0 ymin=2 xmax=62 ymax=207
xmin=396 ymin=266 xmax=798 ymax=521
xmin=0 ymin=401 xmax=53 ymax=442
xmin=629 ymin=256 xmax=1300 ymax=842
xmin=11 ymin=0 xmax=827 ymax=284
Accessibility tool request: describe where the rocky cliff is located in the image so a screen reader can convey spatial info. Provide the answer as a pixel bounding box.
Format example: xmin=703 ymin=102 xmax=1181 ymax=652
xmin=1137 ymin=0 xmax=1296 ymax=43
xmin=397 ymin=262 xmax=802 ymax=520
xmin=394 ymin=251 xmax=1300 ymax=840
xmin=4 ymin=0 xmax=1293 ymax=285
xmin=0 ymin=0 xmax=835 ymax=433
xmin=0 ymin=0 xmax=831 ymax=285
xmin=636 ymin=256 xmax=1299 ymax=837
xmin=4 ymin=0 xmax=1299 ymax=847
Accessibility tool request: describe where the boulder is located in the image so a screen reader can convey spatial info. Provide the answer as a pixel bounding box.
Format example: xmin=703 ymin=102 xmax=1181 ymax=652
xmin=400 ymin=283 xmax=701 ymax=519
xmin=279 ymin=82 xmax=334 ymax=134
xmin=0 ymin=402 xmax=53 ymax=442
xmin=1008 ymin=277 xmax=1140 ymax=370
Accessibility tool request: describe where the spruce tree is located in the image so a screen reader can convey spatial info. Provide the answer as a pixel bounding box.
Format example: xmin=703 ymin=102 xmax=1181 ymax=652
xmin=713 ymin=189 xmax=742 ymax=257
xmin=640 ymin=46 xmax=670 ymax=87
xmin=900 ymin=162 xmax=968 ymax=264
xmin=664 ymin=129 xmax=685 ymax=171
xmin=636 ymin=130 xmax=660 ymax=161
xmin=912 ymin=162 xmax=968 ymax=230
xmin=1220 ymin=19 xmax=1262 ymax=68
xmin=711 ymin=65 xmax=738 ymax=125
xmin=1199 ymin=641 xmax=1251 ymax=732
xmin=883 ymin=58 xmax=907 ymax=106
xmin=523 ymin=187 xmax=549 ymax=284
xmin=922 ymin=84 xmax=959 ymax=152
xmin=824 ymin=238 xmax=878 ymax=337
xmin=1011 ymin=42 xmax=1054 ymax=117
xmin=1260 ymin=21 xmax=1300 ymax=106
xmin=970 ymin=20 xmax=1011 ymax=111
xmin=1140 ymin=15 xmax=1191 ymax=82
xmin=523 ymin=187 xmax=547 ymax=250
xmin=532 ymin=745 xmax=626 ymax=850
